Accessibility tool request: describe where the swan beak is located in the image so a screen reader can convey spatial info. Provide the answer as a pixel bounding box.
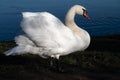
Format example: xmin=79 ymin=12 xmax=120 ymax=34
xmin=83 ymin=10 xmax=90 ymax=20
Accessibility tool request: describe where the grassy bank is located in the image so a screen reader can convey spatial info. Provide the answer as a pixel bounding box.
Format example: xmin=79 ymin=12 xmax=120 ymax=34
xmin=0 ymin=35 xmax=120 ymax=80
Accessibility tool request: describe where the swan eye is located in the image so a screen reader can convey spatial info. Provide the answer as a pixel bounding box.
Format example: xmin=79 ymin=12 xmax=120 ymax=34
xmin=82 ymin=8 xmax=87 ymax=13
xmin=82 ymin=8 xmax=85 ymax=11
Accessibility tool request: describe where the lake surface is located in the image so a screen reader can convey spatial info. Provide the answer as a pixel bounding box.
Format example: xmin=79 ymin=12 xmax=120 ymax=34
xmin=0 ymin=0 xmax=120 ymax=41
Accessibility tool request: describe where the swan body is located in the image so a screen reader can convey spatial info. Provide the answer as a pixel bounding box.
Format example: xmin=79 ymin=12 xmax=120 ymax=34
xmin=4 ymin=5 xmax=90 ymax=59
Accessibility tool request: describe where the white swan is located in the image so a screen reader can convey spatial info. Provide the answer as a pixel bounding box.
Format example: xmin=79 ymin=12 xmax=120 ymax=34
xmin=4 ymin=5 xmax=90 ymax=59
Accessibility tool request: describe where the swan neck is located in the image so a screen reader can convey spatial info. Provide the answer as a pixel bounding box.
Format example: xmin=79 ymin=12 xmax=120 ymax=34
xmin=65 ymin=7 xmax=76 ymax=28
xmin=65 ymin=5 xmax=91 ymax=50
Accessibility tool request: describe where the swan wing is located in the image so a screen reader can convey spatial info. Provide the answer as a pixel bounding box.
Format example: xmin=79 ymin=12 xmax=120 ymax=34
xmin=21 ymin=12 xmax=77 ymax=53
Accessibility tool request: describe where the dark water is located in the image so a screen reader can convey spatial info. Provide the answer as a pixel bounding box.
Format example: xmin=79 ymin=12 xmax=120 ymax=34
xmin=0 ymin=0 xmax=120 ymax=41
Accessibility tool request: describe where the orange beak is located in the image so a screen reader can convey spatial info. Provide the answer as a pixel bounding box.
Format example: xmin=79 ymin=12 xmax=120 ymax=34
xmin=83 ymin=10 xmax=90 ymax=20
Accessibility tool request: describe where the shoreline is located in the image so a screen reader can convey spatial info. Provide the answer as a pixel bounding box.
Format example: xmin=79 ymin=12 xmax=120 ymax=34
xmin=0 ymin=34 xmax=120 ymax=42
xmin=1 ymin=34 xmax=120 ymax=52
xmin=88 ymin=34 xmax=120 ymax=52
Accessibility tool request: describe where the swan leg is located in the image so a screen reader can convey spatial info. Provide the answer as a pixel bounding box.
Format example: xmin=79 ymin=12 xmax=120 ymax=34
xmin=49 ymin=55 xmax=57 ymax=67
xmin=50 ymin=57 xmax=54 ymax=67
xmin=49 ymin=56 xmax=64 ymax=72
xmin=55 ymin=58 xmax=63 ymax=72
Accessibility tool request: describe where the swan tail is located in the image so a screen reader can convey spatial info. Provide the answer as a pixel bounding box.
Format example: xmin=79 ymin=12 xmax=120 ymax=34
xmin=4 ymin=45 xmax=49 ymax=58
xmin=4 ymin=45 xmax=30 ymax=56
xmin=4 ymin=46 xmax=19 ymax=56
xmin=4 ymin=45 xmax=44 ymax=56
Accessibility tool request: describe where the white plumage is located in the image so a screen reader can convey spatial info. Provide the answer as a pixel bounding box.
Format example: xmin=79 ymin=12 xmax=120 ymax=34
xmin=4 ymin=5 xmax=90 ymax=59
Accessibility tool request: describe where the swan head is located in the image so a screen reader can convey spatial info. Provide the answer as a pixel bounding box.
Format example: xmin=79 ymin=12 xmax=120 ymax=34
xmin=73 ymin=5 xmax=90 ymax=19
